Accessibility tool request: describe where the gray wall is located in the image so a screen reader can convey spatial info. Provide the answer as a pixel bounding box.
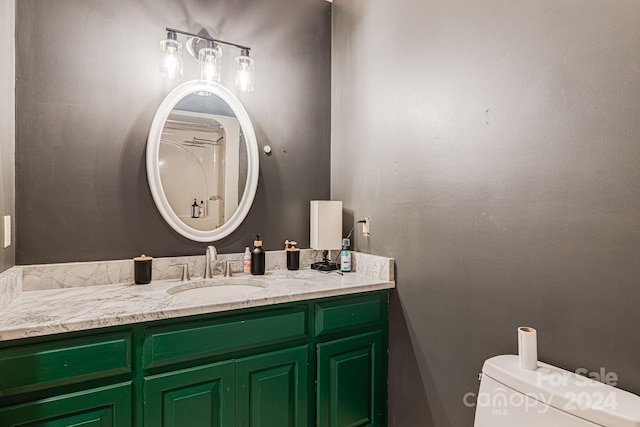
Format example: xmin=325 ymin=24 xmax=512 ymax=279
xmin=332 ymin=1 xmax=640 ymax=426
xmin=16 ymin=0 xmax=331 ymax=264
xmin=0 ymin=0 xmax=16 ymax=273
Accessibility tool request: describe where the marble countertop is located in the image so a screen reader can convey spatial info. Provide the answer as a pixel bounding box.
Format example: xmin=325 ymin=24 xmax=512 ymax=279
xmin=0 ymin=268 xmax=394 ymax=341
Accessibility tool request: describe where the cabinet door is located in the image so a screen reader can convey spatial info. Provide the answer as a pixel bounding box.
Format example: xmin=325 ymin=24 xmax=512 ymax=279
xmin=236 ymin=346 xmax=309 ymax=427
xmin=317 ymin=331 xmax=383 ymax=427
xmin=143 ymin=360 xmax=235 ymax=427
xmin=0 ymin=382 xmax=132 ymax=427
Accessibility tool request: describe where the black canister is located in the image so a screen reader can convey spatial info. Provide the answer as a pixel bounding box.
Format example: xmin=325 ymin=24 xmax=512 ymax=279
xmin=285 ymin=240 xmax=300 ymax=270
xmin=134 ymin=254 xmax=153 ymax=284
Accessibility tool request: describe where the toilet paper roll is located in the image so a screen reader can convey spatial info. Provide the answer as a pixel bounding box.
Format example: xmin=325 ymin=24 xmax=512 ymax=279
xmin=518 ymin=327 xmax=538 ymax=371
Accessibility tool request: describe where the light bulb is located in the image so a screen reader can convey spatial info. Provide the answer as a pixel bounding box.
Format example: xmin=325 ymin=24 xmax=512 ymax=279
xmin=159 ymin=32 xmax=183 ymax=79
xmin=199 ymin=43 xmax=222 ymax=83
xmin=234 ymin=49 xmax=255 ymax=92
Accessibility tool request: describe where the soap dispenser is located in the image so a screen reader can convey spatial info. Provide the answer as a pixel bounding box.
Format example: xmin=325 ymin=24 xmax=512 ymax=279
xmin=340 ymin=238 xmax=352 ymax=272
xmin=191 ymin=199 xmax=199 ymax=218
xmin=251 ymin=235 xmax=266 ymax=275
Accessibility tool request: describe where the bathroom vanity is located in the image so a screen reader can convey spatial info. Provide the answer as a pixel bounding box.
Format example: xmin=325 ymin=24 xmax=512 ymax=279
xmin=0 ymin=252 xmax=394 ymax=426
xmin=0 ymin=77 xmax=394 ymax=425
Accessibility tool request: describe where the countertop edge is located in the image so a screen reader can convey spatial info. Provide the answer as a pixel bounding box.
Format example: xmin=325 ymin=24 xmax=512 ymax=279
xmin=0 ymin=279 xmax=395 ymax=342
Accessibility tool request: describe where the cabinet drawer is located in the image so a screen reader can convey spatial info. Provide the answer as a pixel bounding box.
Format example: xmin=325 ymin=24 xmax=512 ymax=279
xmin=315 ymin=293 xmax=386 ymax=338
xmin=0 ymin=382 xmax=132 ymax=426
xmin=143 ymin=306 xmax=308 ymax=369
xmin=0 ymin=332 xmax=132 ymax=397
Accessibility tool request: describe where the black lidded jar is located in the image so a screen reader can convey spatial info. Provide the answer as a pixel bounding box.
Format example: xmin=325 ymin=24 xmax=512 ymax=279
xmin=134 ymin=254 xmax=153 ymax=284
xmin=251 ymin=234 xmax=266 ymax=275
xmin=285 ymin=240 xmax=300 ymax=270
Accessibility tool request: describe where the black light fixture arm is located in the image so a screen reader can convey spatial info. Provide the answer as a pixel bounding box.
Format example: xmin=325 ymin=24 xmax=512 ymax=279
xmin=166 ymin=27 xmax=251 ymax=53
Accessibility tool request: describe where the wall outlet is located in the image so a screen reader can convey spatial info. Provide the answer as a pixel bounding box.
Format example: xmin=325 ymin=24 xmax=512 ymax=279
xmin=363 ymin=217 xmax=370 ymax=237
xmin=3 ymin=215 xmax=10 ymax=248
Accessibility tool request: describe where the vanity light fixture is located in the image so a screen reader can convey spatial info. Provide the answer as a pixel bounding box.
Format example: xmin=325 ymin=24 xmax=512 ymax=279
xmin=159 ymin=30 xmax=183 ymax=79
xmin=160 ymin=28 xmax=255 ymax=92
xmin=234 ymin=49 xmax=255 ymax=93
xmin=199 ymin=41 xmax=223 ymax=84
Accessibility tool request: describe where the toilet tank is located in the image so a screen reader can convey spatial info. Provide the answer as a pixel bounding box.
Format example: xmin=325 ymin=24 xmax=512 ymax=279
xmin=474 ymin=355 xmax=640 ymax=427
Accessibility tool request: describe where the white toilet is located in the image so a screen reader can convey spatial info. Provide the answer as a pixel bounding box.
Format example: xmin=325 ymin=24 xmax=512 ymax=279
xmin=474 ymin=355 xmax=640 ymax=426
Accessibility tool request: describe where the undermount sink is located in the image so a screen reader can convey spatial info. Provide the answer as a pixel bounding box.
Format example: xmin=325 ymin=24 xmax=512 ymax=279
xmin=167 ymin=277 xmax=268 ymax=300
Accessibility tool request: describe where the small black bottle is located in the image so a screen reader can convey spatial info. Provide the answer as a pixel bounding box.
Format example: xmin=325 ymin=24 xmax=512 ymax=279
xmin=251 ymin=234 xmax=266 ymax=275
xmin=191 ymin=199 xmax=199 ymax=218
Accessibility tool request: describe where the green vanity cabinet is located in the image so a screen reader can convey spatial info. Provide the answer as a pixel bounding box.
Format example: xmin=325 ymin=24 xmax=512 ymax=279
xmin=0 ymin=331 xmax=133 ymax=427
xmin=0 ymin=332 xmax=132 ymax=398
xmin=317 ymin=332 xmax=383 ymax=427
xmin=0 ymin=382 xmax=133 ymax=427
xmin=142 ymin=346 xmax=309 ymax=427
xmin=140 ymin=305 xmax=309 ymax=426
xmin=314 ymin=293 xmax=387 ymax=427
xmin=0 ymin=290 xmax=388 ymax=427
xmin=143 ymin=360 xmax=236 ymax=427
xmin=141 ymin=306 xmax=308 ymax=370
xmin=236 ymin=346 xmax=309 ymax=427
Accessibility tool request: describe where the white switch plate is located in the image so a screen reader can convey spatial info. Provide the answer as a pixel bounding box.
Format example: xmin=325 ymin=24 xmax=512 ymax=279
xmin=363 ymin=217 xmax=370 ymax=237
xmin=3 ymin=215 xmax=10 ymax=248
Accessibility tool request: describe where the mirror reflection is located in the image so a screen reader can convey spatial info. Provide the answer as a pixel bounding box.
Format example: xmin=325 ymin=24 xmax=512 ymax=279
xmin=158 ymin=93 xmax=247 ymax=232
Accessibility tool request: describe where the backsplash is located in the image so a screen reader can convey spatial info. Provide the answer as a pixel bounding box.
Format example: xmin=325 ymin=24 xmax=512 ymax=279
xmin=20 ymin=249 xmax=380 ymax=291
xmin=350 ymin=251 xmax=395 ymax=281
xmin=21 ymin=255 xmax=206 ymax=291
xmin=0 ymin=268 xmax=21 ymax=311
xmin=20 ymin=251 xmax=320 ymax=291
xmin=0 ymin=251 xmax=395 ymax=313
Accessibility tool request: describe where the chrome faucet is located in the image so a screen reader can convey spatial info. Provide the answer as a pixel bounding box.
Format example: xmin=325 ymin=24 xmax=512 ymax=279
xmin=172 ymin=263 xmax=190 ymax=281
xmin=204 ymin=245 xmax=217 ymax=278
xmin=224 ymin=260 xmax=233 ymax=278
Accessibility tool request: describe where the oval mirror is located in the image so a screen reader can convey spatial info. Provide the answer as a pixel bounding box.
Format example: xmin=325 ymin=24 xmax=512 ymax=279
xmin=147 ymin=80 xmax=259 ymax=242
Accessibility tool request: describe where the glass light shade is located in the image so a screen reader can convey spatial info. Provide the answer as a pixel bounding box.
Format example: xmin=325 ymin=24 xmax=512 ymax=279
xmin=159 ymin=38 xmax=183 ymax=79
xmin=234 ymin=52 xmax=255 ymax=92
xmin=199 ymin=44 xmax=223 ymax=83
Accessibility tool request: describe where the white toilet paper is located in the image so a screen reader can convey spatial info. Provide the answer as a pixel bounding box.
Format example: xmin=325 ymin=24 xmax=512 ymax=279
xmin=518 ymin=327 xmax=538 ymax=371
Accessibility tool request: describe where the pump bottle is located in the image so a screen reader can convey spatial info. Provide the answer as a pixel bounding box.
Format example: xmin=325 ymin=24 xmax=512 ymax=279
xmin=340 ymin=238 xmax=352 ymax=272
xmin=191 ymin=199 xmax=199 ymax=218
xmin=251 ymin=235 xmax=265 ymax=275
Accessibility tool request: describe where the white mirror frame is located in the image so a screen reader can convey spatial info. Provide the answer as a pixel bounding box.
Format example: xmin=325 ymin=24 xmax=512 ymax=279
xmin=147 ymin=80 xmax=259 ymax=242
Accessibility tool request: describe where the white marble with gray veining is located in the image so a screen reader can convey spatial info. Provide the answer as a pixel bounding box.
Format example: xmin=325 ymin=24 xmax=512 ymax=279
xmin=0 ymin=267 xmax=21 ymax=311
xmin=327 ymin=250 xmax=395 ymax=281
xmin=351 ymin=252 xmax=395 ymax=281
xmin=21 ymin=249 xmax=329 ymax=291
xmin=0 ymin=251 xmax=394 ymax=341
xmin=21 ymin=260 xmax=134 ymax=291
